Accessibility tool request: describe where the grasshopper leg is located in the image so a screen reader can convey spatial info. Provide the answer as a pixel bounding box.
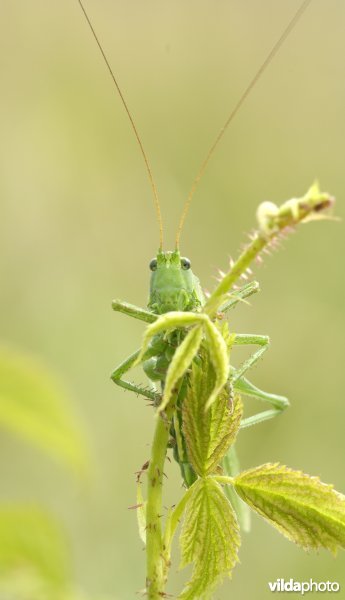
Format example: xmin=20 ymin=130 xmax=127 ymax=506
xmin=112 ymin=299 xmax=156 ymax=323
xmin=231 ymin=333 xmax=289 ymax=428
xmin=112 ymin=300 xmax=159 ymax=400
xmin=232 ymin=334 xmax=269 ymax=383
xmin=218 ymin=281 xmax=260 ymax=314
xmin=111 ymin=349 xmax=159 ymax=402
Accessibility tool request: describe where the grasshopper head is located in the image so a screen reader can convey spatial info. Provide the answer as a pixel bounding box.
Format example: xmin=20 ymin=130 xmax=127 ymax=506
xmin=148 ymin=249 xmax=204 ymax=314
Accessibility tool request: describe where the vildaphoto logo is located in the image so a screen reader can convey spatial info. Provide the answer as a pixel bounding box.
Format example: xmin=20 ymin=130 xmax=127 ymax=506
xmin=268 ymin=579 xmax=340 ymax=594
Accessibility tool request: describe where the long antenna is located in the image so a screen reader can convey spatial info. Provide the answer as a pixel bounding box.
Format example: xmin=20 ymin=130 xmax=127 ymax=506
xmin=175 ymin=0 xmax=312 ymax=248
xmin=77 ymin=0 xmax=164 ymax=249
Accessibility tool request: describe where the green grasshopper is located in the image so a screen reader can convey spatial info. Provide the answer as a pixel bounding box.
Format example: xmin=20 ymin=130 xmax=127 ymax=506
xmin=102 ymin=0 xmax=314 ymax=488
xmin=111 ymin=252 xmax=288 ymax=488
xmin=76 ymin=0 xmax=305 ymax=490
xmin=77 ymin=1 xmax=338 ymax=597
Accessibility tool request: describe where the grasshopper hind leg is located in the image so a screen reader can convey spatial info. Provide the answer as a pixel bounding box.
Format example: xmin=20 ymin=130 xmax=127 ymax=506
xmin=231 ymin=334 xmax=290 ymax=428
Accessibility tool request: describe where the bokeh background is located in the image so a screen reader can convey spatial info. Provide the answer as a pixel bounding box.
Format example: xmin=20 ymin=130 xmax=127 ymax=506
xmin=1 ymin=0 xmax=345 ymax=598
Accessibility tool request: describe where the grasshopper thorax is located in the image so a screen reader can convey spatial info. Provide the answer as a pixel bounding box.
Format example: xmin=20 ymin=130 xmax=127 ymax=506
xmin=148 ymin=249 xmax=204 ymax=314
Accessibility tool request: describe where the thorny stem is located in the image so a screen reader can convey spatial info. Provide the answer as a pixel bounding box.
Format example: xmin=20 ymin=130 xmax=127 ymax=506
xmin=205 ymin=235 xmax=266 ymax=317
xmin=204 ymin=184 xmax=334 ymax=317
xmin=146 ymin=400 xmax=176 ymax=599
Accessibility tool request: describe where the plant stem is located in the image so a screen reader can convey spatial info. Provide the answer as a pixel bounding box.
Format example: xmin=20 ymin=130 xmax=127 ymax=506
xmin=205 ymin=235 xmax=266 ymax=317
xmin=204 ymin=184 xmax=334 ymax=317
xmin=146 ymin=402 xmax=175 ymax=599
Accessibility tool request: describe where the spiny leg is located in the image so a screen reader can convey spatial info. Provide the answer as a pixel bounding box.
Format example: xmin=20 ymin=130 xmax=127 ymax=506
xmin=219 ymin=286 xmax=288 ymax=426
xmin=240 ymin=407 xmax=288 ymax=429
xmin=231 ymin=333 xmax=289 ymax=428
xmin=235 ymin=373 xmax=289 ymax=411
xmin=112 ymin=299 xmax=157 ymax=324
xmin=232 ymin=334 xmax=269 ymax=383
xmin=218 ymin=281 xmax=260 ymax=314
xmin=111 ymin=349 xmax=159 ymax=402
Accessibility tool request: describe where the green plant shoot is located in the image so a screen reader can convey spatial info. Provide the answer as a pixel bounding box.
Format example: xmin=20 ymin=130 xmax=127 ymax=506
xmin=112 ymin=184 xmax=343 ymax=599
xmin=77 ymin=1 xmax=345 ymax=598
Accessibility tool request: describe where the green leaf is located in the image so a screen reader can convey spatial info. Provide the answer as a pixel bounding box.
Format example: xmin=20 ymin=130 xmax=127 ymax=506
xmin=0 ymin=346 xmax=90 ymax=477
xmin=234 ymin=463 xmax=345 ymax=553
xmin=179 ymin=478 xmax=240 ymax=599
xmin=135 ymin=312 xmax=229 ymax=414
xmin=0 ymin=507 xmax=69 ymax=588
xmin=134 ymin=311 xmax=204 ymax=367
xmin=203 ymin=319 xmax=229 ymax=411
xmin=164 ymin=485 xmax=195 ymax=554
xmin=160 ymin=325 xmax=203 ymax=413
xmin=183 ymin=348 xmax=242 ymax=477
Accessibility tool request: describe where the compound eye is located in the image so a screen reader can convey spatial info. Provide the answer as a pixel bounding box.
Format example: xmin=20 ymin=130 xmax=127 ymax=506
xmin=181 ymin=257 xmax=191 ymax=270
xmin=149 ymin=258 xmax=158 ymax=271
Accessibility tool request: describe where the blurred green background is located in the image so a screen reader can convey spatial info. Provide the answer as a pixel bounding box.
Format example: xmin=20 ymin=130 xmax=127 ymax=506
xmin=1 ymin=1 xmax=345 ymax=598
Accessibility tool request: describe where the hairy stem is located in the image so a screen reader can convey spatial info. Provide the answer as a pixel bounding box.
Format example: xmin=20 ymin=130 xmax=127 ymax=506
xmin=146 ymin=402 xmax=175 ymax=599
xmin=205 ymin=235 xmax=266 ymax=316
xmin=204 ymin=184 xmax=334 ymax=317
